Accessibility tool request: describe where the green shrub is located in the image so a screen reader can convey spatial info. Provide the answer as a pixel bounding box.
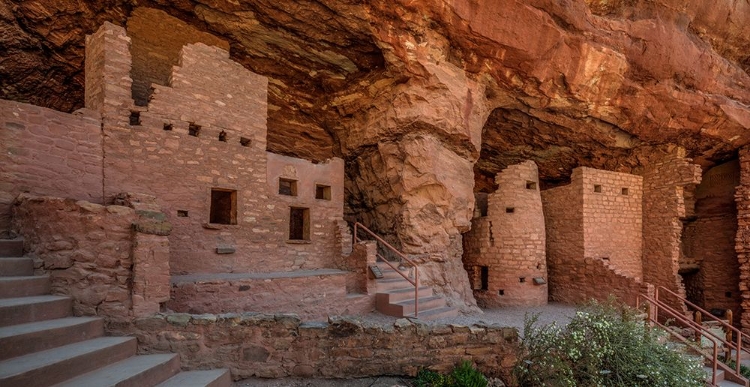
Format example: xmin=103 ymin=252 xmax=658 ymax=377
xmin=450 ymin=360 xmax=488 ymax=387
xmin=513 ymin=300 xmax=706 ymax=387
xmin=414 ymin=361 xmax=487 ymax=387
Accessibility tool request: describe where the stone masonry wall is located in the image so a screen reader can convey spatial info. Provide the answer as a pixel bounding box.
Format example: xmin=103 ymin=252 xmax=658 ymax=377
xmin=683 ymin=160 xmax=740 ymax=319
xmin=0 ymin=100 xmax=103 ymax=235
xmin=541 ymin=179 xmax=584 ymax=303
xmin=463 ymin=161 xmax=547 ymax=307
xmin=12 ymin=193 xmax=173 ymax=323
xmin=642 ymin=149 xmax=702 ymax=311
xmin=735 ymin=148 xmax=750 ymax=333
xmin=126 ymin=7 xmax=229 ymax=106
xmin=580 ymin=167 xmax=643 ymax=279
xmin=543 ymin=167 xmax=649 ymax=305
xmin=87 ymin=23 xmax=346 ymax=275
xmin=12 ymin=194 xmax=137 ymax=323
xmin=122 ymin=313 xmax=518 ymax=381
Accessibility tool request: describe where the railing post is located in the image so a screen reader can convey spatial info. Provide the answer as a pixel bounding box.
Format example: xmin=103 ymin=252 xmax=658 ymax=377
xmin=415 ymin=269 xmax=419 ymax=317
xmin=727 ymin=309 xmax=734 ymax=343
xmin=695 ymin=311 xmax=702 ymax=342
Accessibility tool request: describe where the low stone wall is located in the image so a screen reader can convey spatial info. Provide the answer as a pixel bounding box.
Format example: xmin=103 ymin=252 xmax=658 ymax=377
xmin=551 ymin=257 xmax=653 ymax=307
xmin=12 ymin=194 xmax=137 ymax=322
xmin=122 ymin=313 xmax=518 ymax=381
xmin=168 ymin=270 xmax=373 ymax=319
xmin=12 ymin=193 xmax=172 ymax=323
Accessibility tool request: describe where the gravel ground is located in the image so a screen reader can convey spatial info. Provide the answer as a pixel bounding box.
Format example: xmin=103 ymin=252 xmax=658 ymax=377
xmin=232 ymin=303 xmax=577 ymax=386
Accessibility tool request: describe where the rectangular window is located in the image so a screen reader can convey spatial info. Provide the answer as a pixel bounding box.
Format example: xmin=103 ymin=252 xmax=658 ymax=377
xmin=315 ymin=185 xmax=331 ymax=200
xmin=621 ymin=187 xmax=629 ymax=195
xmin=526 ymin=181 xmax=537 ymax=190
xmin=480 ymin=266 xmax=489 ymax=291
xmin=279 ymin=178 xmax=297 ymax=196
xmin=289 ymin=207 xmax=310 ymax=240
xmin=594 ymin=184 xmax=602 ymax=193
xmin=210 ymin=189 xmax=236 ymax=225
xmin=188 ymin=123 xmax=201 ymax=137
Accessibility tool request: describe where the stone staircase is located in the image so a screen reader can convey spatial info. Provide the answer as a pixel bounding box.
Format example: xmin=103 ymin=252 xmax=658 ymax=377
xmin=0 ymin=238 xmax=231 ymax=387
xmin=374 ymin=262 xmax=458 ymax=320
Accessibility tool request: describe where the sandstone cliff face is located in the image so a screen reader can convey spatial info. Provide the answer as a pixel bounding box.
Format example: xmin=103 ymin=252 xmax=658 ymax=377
xmin=1 ymin=0 xmax=749 ymax=305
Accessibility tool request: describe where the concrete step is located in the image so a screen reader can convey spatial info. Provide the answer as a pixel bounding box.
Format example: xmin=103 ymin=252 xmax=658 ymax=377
xmin=730 ymin=349 xmax=750 ymax=361
xmin=157 ymin=369 xmax=232 ymax=387
xmin=376 ymin=286 xmax=432 ymax=303
xmin=0 ymin=275 xmax=50 ymax=298
xmin=0 ymin=295 xmax=72 ymax=327
xmin=705 ymin=366 xmax=726 ymax=384
xmin=376 ymin=295 xmax=446 ymax=317
xmin=375 ymin=278 xmax=416 ymax=292
xmin=0 ymin=239 xmax=23 ymax=258
xmin=413 ymin=305 xmax=459 ymax=321
xmin=0 ymin=336 xmax=136 ymax=387
xmin=55 ymin=353 xmax=180 ymax=387
xmin=0 ymin=258 xmax=34 ymax=276
xmin=0 ymin=317 xmax=104 ymax=361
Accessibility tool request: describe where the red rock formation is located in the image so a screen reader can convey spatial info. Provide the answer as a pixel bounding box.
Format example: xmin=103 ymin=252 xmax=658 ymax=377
xmin=2 ymin=0 xmax=749 ymax=307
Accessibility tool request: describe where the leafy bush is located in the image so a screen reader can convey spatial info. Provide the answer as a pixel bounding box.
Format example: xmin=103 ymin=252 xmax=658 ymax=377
xmin=513 ymin=300 xmax=706 ymax=387
xmin=414 ymin=361 xmax=487 ymax=387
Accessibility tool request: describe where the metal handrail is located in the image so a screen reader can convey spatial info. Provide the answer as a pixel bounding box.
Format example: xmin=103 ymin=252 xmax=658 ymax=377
xmin=353 ymin=222 xmax=419 ymax=317
xmin=656 ymin=286 xmax=749 ymax=376
xmin=638 ymin=293 xmax=726 ymax=385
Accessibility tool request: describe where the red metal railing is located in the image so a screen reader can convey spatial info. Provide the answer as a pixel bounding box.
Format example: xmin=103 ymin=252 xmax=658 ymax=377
xmin=656 ymin=286 xmax=750 ymax=383
xmin=353 ymin=222 xmax=419 ymax=317
xmin=637 ymin=287 xmax=750 ymax=386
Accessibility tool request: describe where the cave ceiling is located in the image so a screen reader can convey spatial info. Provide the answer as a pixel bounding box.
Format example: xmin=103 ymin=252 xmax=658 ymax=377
xmin=2 ymin=0 xmax=749 ymax=187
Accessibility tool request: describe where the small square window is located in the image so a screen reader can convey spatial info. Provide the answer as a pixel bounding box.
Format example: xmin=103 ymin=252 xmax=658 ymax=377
xmin=188 ymin=123 xmax=201 ymax=137
xmin=177 ymin=210 xmax=188 ymax=217
xmin=289 ymin=207 xmax=310 ymax=240
xmin=526 ymin=181 xmax=537 ymax=190
xmin=519 ymin=277 xmax=526 ymax=283
xmin=163 ymin=123 xmax=173 ymax=131
xmin=506 ymin=207 xmax=515 ymax=213
xmin=219 ymin=130 xmax=227 ymax=142
xmin=129 ymin=111 xmax=141 ymax=126
xmin=210 ymin=189 xmax=237 ymax=225
xmin=621 ymin=188 xmax=629 ymax=195
xmin=279 ymin=178 xmax=297 ymax=196
xmin=315 ymin=185 xmax=331 ymax=200
xmin=594 ymin=185 xmax=602 ymax=193
xmin=240 ymin=137 xmax=251 ymax=147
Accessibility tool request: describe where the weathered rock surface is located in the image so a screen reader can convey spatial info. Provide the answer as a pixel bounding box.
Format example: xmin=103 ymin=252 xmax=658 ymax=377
xmin=2 ymin=0 xmax=749 ymax=306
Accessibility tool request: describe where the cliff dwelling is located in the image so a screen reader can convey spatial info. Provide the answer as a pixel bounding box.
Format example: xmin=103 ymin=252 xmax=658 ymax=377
xmin=0 ymin=0 xmax=749 ymax=385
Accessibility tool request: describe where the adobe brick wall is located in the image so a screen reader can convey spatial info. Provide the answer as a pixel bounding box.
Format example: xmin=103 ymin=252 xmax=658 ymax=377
xmin=126 ymin=8 xmax=229 ymax=106
xmin=642 ymin=149 xmax=702 ymax=311
xmin=683 ymin=160 xmax=740 ymax=319
xmin=580 ymin=167 xmax=643 ymax=279
xmin=0 ymin=101 xmax=103 ymax=235
xmin=122 ymin=313 xmax=518 ymax=381
xmin=86 ymin=22 xmax=346 ymax=275
xmin=463 ymin=161 xmax=547 ymax=307
xmin=735 ymin=148 xmax=750 ymax=332
xmin=543 ymin=167 xmax=647 ymax=305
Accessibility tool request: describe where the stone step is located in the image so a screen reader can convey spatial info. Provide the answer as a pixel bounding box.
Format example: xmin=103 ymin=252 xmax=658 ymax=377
xmin=0 ymin=276 xmax=50 ymax=298
xmin=412 ymin=305 xmax=459 ymax=321
xmin=0 ymin=258 xmax=34 ymax=276
xmin=376 ymin=295 xmax=445 ymax=317
xmin=375 ymin=278 xmax=416 ymax=292
xmin=377 ymin=266 xmax=412 ymax=280
xmin=157 ymin=369 xmax=232 ymax=387
xmin=55 ymin=353 xmax=180 ymax=387
xmin=0 ymin=316 xmax=104 ymax=361
xmin=0 ymin=239 xmax=23 ymax=258
xmin=730 ymin=349 xmax=750 ymax=361
xmin=0 ymin=336 xmax=136 ymax=387
xmin=376 ymin=286 xmax=433 ymax=303
xmin=0 ymin=295 xmax=72 ymax=327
